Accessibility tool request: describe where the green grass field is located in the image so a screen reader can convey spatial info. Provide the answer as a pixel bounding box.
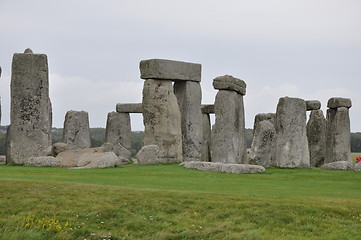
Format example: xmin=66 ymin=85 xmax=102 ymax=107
xmin=0 ymin=162 xmax=360 ymax=240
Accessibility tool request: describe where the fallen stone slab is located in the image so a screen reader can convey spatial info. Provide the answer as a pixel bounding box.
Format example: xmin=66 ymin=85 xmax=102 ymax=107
xmin=24 ymin=156 xmax=60 ymax=167
xmin=327 ymin=97 xmax=352 ymax=109
xmin=116 ymin=103 xmax=142 ymax=113
xmin=140 ymin=59 xmax=201 ymax=82
xmin=134 ymin=145 xmax=160 ymax=165
xmin=306 ymin=100 xmax=321 ymax=111
xmin=353 ymin=162 xmax=361 ymax=171
xmin=320 ymin=161 xmax=353 ymax=170
xmin=213 ymin=75 xmax=247 ymax=95
xmin=182 ymin=161 xmax=265 ymax=174
xmin=51 ymin=142 xmax=69 ymax=156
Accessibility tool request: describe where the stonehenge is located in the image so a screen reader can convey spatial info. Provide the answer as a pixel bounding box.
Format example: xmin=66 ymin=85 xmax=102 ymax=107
xmin=2 ymin=49 xmax=355 ymax=171
xmin=6 ymin=49 xmax=52 ymax=164
xmin=211 ymin=75 xmax=247 ymax=164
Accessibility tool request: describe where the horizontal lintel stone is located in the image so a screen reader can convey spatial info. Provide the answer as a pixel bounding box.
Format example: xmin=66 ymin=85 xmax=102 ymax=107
xmin=201 ymin=104 xmax=214 ymax=114
xmin=306 ymin=100 xmax=321 ymax=111
xmin=116 ymin=103 xmax=143 ymax=113
xmin=327 ymin=97 xmax=352 ymax=109
xmin=213 ymin=75 xmax=246 ymax=95
xmin=140 ymin=59 xmax=201 ymax=82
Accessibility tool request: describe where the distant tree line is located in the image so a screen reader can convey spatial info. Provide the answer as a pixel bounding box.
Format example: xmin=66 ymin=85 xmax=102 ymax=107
xmin=0 ymin=126 xmax=360 ymax=155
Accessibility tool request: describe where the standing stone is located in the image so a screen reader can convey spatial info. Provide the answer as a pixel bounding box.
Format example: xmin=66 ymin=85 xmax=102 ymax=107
xmin=307 ymin=110 xmax=326 ymax=167
xmin=275 ymin=97 xmax=310 ymax=168
xmin=212 ymin=75 xmax=247 ymax=163
xmin=104 ymin=111 xmax=132 ymax=160
xmin=325 ymin=97 xmax=352 ymax=163
xmin=249 ymin=119 xmax=276 ymax=167
xmin=174 ymin=81 xmax=202 ymax=161
xmin=62 ymin=110 xmax=91 ymax=149
xmin=253 ymin=113 xmax=276 ymax=134
xmin=142 ymin=79 xmax=183 ymax=163
xmin=201 ymin=113 xmax=211 ymax=162
xmin=6 ymin=49 xmax=52 ymax=164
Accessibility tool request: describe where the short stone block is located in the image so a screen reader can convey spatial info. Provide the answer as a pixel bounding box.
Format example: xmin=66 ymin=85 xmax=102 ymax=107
xmin=140 ymin=59 xmax=201 ymax=82
xmin=116 ymin=103 xmax=142 ymax=113
xmin=327 ymin=97 xmax=352 ymax=109
xmin=306 ymin=100 xmax=321 ymax=111
xmin=213 ymin=75 xmax=246 ymax=95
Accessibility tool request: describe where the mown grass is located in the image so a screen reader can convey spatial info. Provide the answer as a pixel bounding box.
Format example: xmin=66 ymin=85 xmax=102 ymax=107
xmin=0 ymin=163 xmax=360 ymax=240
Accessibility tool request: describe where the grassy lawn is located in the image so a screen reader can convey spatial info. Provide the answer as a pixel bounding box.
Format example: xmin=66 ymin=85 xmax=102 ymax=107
xmin=0 ymin=163 xmax=360 ymax=240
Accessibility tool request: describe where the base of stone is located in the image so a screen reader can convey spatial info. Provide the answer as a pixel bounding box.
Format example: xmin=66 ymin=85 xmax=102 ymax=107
xmin=181 ymin=161 xmax=265 ymax=174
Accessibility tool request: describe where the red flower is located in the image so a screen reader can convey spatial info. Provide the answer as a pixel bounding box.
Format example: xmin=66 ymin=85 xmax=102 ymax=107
xmin=356 ymin=156 xmax=361 ymax=163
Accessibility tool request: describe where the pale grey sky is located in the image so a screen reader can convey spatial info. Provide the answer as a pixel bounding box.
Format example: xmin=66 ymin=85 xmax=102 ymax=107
xmin=1 ymin=0 xmax=360 ymax=131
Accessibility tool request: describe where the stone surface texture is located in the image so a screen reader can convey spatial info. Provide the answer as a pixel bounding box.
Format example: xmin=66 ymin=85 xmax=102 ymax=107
xmin=142 ymin=79 xmax=183 ymax=163
xmin=51 ymin=142 xmax=69 ymax=156
xmin=63 ymin=110 xmax=91 ymax=149
xmin=25 ymin=156 xmax=60 ymax=167
xmin=249 ymin=120 xmax=276 ymax=167
xmin=182 ymin=161 xmax=265 ymax=174
xmin=253 ymin=113 xmax=276 ymax=133
xmin=306 ymin=100 xmax=321 ymax=111
xmin=201 ymin=113 xmax=212 ymax=162
xmin=325 ymin=107 xmax=352 ymax=163
xmin=104 ymin=111 xmax=132 ymax=160
xmin=140 ymin=59 xmax=201 ymax=82
xmin=174 ymin=81 xmax=202 ymax=161
xmin=134 ymin=145 xmax=160 ymax=165
xmin=327 ymin=97 xmax=352 ymax=109
xmin=211 ymin=90 xmax=246 ymax=163
xmin=354 ymin=162 xmax=361 ymax=171
xmin=307 ymin=110 xmax=326 ymax=166
xmin=212 ymin=75 xmax=246 ymax=95
xmin=6 ymin=50 xmax=52 ymax=164
xmin=116 ymin=103 xmax=142 ymax=113
xmin=320 ymin=161 xmax=353 ymax=170
xmin=275 ymin=97 xmax=310 ymax=168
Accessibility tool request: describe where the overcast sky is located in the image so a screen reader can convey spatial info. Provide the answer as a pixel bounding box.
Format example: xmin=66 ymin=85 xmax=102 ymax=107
xmin=0 ymin=0 xmax=360 ymax=131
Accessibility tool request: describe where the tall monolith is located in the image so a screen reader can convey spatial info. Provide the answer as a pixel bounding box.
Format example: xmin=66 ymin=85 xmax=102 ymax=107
xmin=275 ymin=97 xmax=310 ymax=168
xmin=6 ymin=49 xmax=52 ymax=164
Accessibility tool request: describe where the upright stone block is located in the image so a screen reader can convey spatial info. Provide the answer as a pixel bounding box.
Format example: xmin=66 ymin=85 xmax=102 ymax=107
xmin=249 ymin=118 xmax=276 ymax=167
xmin=325 ymin=105 xmax=352 ymax=163
xmin=174 ymin=81 xmax=202 ymax=161
xmin=201 ymin=113 xmax=211 ymax=162
xmin=307 ymin=110 xmax=326 ymax=167
xmin=140 ymin=59 xmax=201 ymax=82
xmin=253 ymin=113 xmax=276 ymax=133
xmin=211 ymin=90 xmax=246 ymax=163
xmin=275 ymin=97 xmax=310 ymax=168
xmin=142 ymin=79 xmax=183 ymax=163
xmin=6 ymin=49 xmax=52 ymax=164
xmin=104 ymin=112 xmax=132 ymax=159
xmin=62 ymin=110 xmax=91 ymax=149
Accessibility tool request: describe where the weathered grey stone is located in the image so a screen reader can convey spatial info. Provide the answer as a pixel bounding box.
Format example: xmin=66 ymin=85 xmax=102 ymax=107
xmin=24 ymin=48 xmax=33 ymax=54
xmin=354 ymin=162 xmax=361 ymax=171
xmin=253 ymin=113 xmax=276 ymax=133
xmin=325 ymin=107 xmax=352 ymax=163
xmin=327 ymin=97 xmax=352 ymax=109
xmin=104 ymin=112 xmax=132 ymax=160
xmin=275 ymin=97 xmax=310 ymax=168
xmin=211 ymin=90 xmax=246 ymax=163
xmin=101 ymin=142 xmax=131 ymax=160
xmin=142 ymin=79 xmax=183 ymax=163
xmin=62 ymin=110 xmax=91 ymax=149
xmin=306 ymin=100 xmax=321 ymax=111
xmin=116 ymin=103 xmax=142 ymax=113
xmin=140 ymin=59 xmax=201 ymax=82
xmin=0 ymin=155 xmax=6 ymax=162
xmin=321 ymin=161 xmax=353 ymax=170
xmin=25 ymin=156 xmax=60 ymax=167
xmin=182 ymin=161 xmax=265 ymax=174
xmin=249 ymin=120 xmax=276 ymax=167
xmin=201 ymin=104 xmax=214 ymax=114
xmin=55 ymin=147 xmax=120 ymax=168
xmin=201 ymin=114 xmax=212 ymax=162
xmin=307 ymin=110 xmax=326 ymax=167
xmin=51 ymin=142 xmax=69 ymax=156
xmin=174 ymin=81 xmax=202 ymax=162
xmin=134 ymin=145 xmax=160 ymax=165
xmin=6 ymin=50 xmax=52 ymax=164
xmin=213 ymin=75 xmax=247 ymax=95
